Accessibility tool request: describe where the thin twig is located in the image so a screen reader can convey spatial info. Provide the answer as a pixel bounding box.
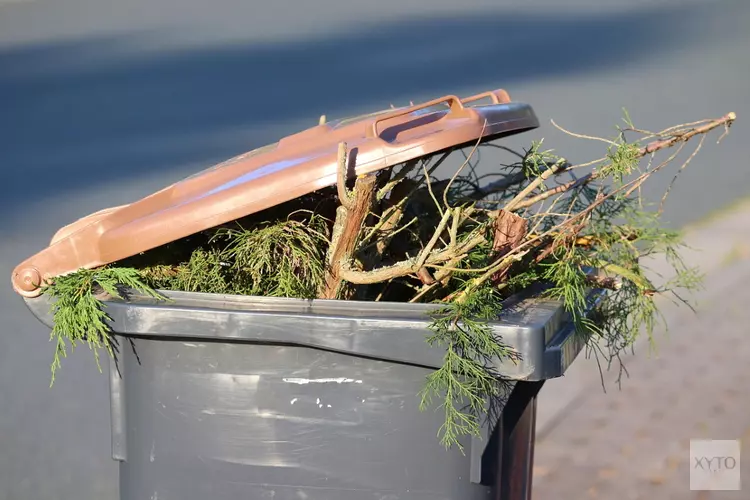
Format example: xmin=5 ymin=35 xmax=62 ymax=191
xmin=551 ymin=119 xmax=619 ymax=147
xmin=417 ymin=209 xmax=453 ymax=269
xmin=565 ymin=155 xmax=612 ymax=172
xmin=623 ymin=143 xmax=686 ymax=198
xmin=511 ymin=112 xmax=737 ymax=211
xmin=359 ymin=216 xmax=419 ymax=254
xmin=504 ymin=159 xmax=569 ymax=211
xmin=423 ymin=163 xmax=444 ymax=217
xmin=511 ymin=173 xmax=595 ymax=212
xmin=659 ymin=135 xmax=706 ymax=214
xmin=444 ymin=120 xmax=487 ymax=207
xmin=378 ymin=159 xmax=419 ymax=200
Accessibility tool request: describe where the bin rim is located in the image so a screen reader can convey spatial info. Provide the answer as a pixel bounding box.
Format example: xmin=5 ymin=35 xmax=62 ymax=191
xmin=22 ymin=285 xmax=604 ymax=376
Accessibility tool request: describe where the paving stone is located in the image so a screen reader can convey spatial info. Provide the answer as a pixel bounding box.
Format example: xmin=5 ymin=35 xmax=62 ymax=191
xmin=532 ymin=248 xmax=750 ymax=499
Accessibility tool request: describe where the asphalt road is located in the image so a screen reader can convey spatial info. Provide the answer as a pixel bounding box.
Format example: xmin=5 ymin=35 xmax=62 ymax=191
xmin=1 ymin=0 xmax=748 ymax=498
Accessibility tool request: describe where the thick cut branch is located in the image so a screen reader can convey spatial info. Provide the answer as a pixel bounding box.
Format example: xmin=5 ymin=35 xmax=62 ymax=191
xmin=320 ymin=172 xmax=378 ymax=299
xmin=337 ymin=142 xmax=354 ymax=210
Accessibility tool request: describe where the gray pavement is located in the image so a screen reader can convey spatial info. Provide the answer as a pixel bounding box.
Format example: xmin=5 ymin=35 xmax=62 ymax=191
xmin=533 ymin=199 xmax=750 ymax=499
xmin=1 ymin=0 xmax=749 ymax=499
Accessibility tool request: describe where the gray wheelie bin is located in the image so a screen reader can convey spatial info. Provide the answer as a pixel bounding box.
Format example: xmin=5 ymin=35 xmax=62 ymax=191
xmin=23 ymin=287 xmax=597 ymax=500
xmin=12 ymin=89 xmax=597 ymax=499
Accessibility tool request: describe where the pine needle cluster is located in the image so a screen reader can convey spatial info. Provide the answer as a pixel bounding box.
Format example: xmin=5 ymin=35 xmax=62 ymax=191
xmin=41 ymin=267 xmax=162 ymax=385
xmin=137 ymin=211 xmax=331 ymax=298
xmin=419 ymin=285 xmax=519 ymax=451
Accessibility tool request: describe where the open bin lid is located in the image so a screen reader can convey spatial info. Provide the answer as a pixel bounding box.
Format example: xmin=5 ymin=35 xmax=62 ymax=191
xmin=12 ymin=88 xmax=539 ymax=297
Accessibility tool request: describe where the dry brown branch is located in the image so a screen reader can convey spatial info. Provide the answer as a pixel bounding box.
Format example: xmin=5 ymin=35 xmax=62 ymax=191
xmin=551 ymin=119 xmax=620 ymax=147
xmin=320 ymin=177 xmax=378 ymax=297
xmin=511 ymin=173 xmax=595 ymax=211
xmin=659 ymin=136 xmax=706 ymax=214
xmin=504 ymin=159 xmax=569 ymax=211
xmin=509 ymin=112 xmax=737 ymax=212
xmin=642 ymin=112 xmax=736 ymax=153
xmin=325 ymin=112 xmax=736 ymax=299
xmin=320 ymin=147 xmax=379 ymax=298
xmin=336 ymin=142 xmax=353 ymax=210
xmin=340 ymin=231 xmax=487 ymax=285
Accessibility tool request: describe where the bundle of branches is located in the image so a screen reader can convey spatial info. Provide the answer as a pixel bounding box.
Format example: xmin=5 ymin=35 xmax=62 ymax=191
xmin=43 ymin=109 xmax=736 ymax=450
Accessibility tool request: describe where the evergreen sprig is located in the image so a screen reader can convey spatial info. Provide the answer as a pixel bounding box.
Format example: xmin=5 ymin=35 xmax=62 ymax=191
xmin=41 ymin=267 xmax=162 ymax=385
xmin=218 ymin=211 xmax=330 ymax=298
xmin=419 ymin=285 xmax=519 ymax=451
xmin=140 ymin=248 xmax=229 ymax=293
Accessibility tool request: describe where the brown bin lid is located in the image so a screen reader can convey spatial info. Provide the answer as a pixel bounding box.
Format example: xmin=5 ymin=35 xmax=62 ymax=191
xmin=12 ymin=88 xmax=539 ymax=297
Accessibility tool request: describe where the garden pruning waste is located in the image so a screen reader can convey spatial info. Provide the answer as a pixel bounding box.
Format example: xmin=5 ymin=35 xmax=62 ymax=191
xmin=11 ymin=88 xmax=737 ymax=450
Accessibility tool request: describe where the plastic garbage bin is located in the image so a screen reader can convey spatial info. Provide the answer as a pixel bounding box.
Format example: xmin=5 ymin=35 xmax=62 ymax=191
xmin=13 ymin=88 xmax=596 ymax=499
